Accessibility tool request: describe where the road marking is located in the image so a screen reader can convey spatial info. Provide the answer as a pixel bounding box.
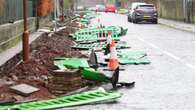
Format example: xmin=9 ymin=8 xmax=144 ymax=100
xmin=137 ymin=37 xmax=160 ymax=49
xmin=148 ymin=43 xmax=160 ymax=49
xmin=137 ymin=37 xmax=145 ymax=42
xmin=137 ymin=37 xmax=180 ymax=61
xmin=163 ymin=51 xmax=181 ymax=61
xmin=137 ymin=37 xmax=195 ymax=70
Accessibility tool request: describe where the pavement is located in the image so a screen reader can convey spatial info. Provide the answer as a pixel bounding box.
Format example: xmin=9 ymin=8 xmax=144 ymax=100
xmin=0 ymin=26 xmax=69 ymax=67
xmin=58 ymin=13 xmax=195 ymax=110
xmin=0 ymin=31 xmax=45 ymax=66
xmin=159 ymin=18 xmax=195 ymax=33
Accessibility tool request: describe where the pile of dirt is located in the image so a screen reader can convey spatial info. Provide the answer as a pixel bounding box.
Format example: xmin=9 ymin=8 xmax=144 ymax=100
xmin=0 ymin=26 xmax=87 ymax=102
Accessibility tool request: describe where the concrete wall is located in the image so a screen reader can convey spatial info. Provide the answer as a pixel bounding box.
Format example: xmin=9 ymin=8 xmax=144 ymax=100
xmin=192 ymin=0 xmax=195 ymax=23
xmin=158 ymin=0 xmax=184 ymax=21
xmin=146 ymin=0 xmax=195 ymax=23
xmin=0 ymin=18 xmax=36 ymax=53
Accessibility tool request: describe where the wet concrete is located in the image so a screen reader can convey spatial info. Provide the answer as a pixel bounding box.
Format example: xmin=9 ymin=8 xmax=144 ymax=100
xmin=60 ymin=13 xmax=195 ymax=110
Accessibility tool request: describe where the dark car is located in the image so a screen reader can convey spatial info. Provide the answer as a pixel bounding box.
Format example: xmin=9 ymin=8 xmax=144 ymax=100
xmin=127 ymin=2 xmax=146 ymax=22
xmin=131 ymin=4 xmax=158 ymax=24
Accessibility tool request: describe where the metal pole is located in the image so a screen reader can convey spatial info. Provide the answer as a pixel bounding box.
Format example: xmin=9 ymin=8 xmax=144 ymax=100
xmin=61 ymin=0 xmax=65 ymax=22
xmin=54 ymin=0 xmax=57 ymax=31
xmin=23 ymin=0 xmax=29 ymax=63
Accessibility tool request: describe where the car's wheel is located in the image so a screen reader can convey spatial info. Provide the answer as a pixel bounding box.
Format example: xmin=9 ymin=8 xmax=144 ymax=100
xmin=128 ymin=17 xmax=132 ymax=22
xmin=132 ymin=18 xmax=135 ymax=23
xmin=133 ymin=19 xmax=138 ymax=24
xmin=153 ymin=19 xmax=158 ymax=24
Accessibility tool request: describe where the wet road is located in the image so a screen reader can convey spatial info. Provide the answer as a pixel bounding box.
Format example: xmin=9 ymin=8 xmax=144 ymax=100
xmin=62 ymin=13 xmax=195 ymax=110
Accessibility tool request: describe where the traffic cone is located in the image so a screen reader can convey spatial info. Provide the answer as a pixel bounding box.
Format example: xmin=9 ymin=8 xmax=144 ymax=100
xmin=108 ymin=40 xmax=119 ymax=71
xmin=104 ymin=30 xmax=112 ymax=55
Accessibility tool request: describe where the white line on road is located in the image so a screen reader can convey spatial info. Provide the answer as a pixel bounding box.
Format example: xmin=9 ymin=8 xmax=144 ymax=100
xmin=148 ymin=43 xmax=160 ymax=49
xmin=137 ymin=37 xmax=195 ymax=70
xmin=163 ymin=51 xmax=181 ymax=61
xmin=137 ymin=37 xmax=160 ymax=49
xmin=137 ymin=37 xmax=145 ymax=42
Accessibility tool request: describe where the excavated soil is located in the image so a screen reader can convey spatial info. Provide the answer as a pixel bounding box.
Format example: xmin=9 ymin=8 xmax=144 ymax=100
xmin=0 ymin=22 xmax=89 ymax=102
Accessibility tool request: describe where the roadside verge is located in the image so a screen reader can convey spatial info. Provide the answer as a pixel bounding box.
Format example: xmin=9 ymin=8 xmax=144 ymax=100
xmin=159 ymin=18 xmax=195 ymax=33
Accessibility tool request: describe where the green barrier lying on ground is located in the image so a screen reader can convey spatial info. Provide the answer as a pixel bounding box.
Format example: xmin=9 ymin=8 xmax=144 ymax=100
xmin=54 ymin=58 xmax=89 ymax=69
xmin=81 ymin=18 xmax=90 ymax=25
xmin=119 ymin=57 xmax=150 ymax=65
xmin=0 ymin=105 xmax=11 ymax=110
xmin=54 ymin=56 xmax=119 ymax=87
xmin=5 ymin=88 xmax=121 ymax=110
xmin=117 ymin=51 xmax=146 ymax=59
xmin=81 ymin=68 xmax=110 ymax=82
xmin=117 ymin=51 xmax=150 ymax=65
xmin=81 ymin=67 xmax=120 ymax=88
xmin=97 ymin=51 xmax=150 ymax=65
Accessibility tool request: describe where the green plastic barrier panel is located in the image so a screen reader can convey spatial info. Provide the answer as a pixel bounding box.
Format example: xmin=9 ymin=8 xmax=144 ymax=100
xmin=0 ymin=105 xmax=11 ymax=110
xmin=80 ymin=19 xmax=90 ymax=25
xmin=8 ymin=88 xmax=121 ymax=110
xmin=72 ymin=41 xmax=130 ymax=50
xmin=75 ymin=27 xmax=121 ymax=36
xmin=81 ymin=67 xmax=120 ymax=88
xmin=74 ymin=34 xmax=98 ymax=42
xmin=54 ymin=58 xmax=89 ymax=69
xmin=81 ymin=68 xmax=110 ymax=82
xmin=119 ymin=57 xmax=150 ymax=65
xmin=117 ymin=51 xmax=150 ymax=65
xmin=117 ymin=51 xmax=147 ymax=60
xmin=72 ymin=43 xmax=99 ymax=50
xmin=83 ymin=15 xmax=95 ymax=20
xmin=54 ymin=59 xmax=67 ymax=70
xmin=73 ymin=26 xmax=125 ymax=42
xmin=97 ymin=51 xmax=150 ymax=65
xmin=74 ymin=34 xmax=120 ymax=42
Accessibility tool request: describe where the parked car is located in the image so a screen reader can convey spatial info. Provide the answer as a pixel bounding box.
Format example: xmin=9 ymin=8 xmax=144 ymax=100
xmin=105 ymin=4 xmax=117 ymax=13
xmin=131 ymin=4 xmax=158 ymax=24
xmin=96 ymin=5 xmax=106 ymax=12
xmin=127 ymin=2 xmax=146 ymax=22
